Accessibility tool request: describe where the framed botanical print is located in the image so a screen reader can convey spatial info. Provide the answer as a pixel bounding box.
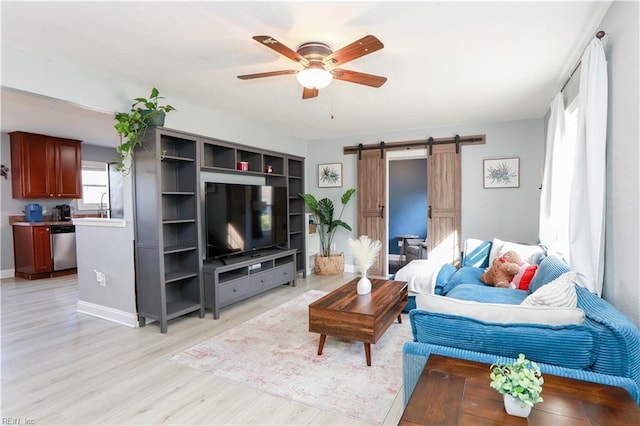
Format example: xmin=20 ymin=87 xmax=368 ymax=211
xmin=483 ymin=157 xmax=519 ymax=188
xmin=318 ymin=163 xmax=343 ymax=187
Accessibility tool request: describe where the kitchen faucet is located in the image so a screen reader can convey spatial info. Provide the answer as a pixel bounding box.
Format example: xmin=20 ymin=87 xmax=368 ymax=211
xmin=100 ymin=192 xmax=108 ymax=218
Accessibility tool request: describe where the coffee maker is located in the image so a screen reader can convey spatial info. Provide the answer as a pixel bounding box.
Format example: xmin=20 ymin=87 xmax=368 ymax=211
xmin=56 ymin=204 xmax=72 ymax=221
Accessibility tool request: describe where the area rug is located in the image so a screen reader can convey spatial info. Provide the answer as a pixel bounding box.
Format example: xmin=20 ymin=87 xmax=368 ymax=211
xmin=170 ymin=290 xmax=412 ymax=424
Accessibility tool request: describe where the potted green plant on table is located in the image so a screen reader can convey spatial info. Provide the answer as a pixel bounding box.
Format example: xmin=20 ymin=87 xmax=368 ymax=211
xmin=114 ymin=87 xmax=176 ymax=174
xmin=300 ymin=188 xmax=356 ymax=275
xmin=490 ymin=353 xmax=544 ymax=418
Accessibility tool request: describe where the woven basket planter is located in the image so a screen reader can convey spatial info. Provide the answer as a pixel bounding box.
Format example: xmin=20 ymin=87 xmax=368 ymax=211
xmin=315 ymin=254 xmax=344 ymax=275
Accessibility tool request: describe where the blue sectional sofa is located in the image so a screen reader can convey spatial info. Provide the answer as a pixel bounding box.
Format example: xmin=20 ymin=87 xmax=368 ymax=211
xmin=402 ymin=239 xmax=640 ymax=406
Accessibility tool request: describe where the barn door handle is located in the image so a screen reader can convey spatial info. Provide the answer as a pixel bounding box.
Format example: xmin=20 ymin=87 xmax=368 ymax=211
xmin=379 ymin=205 xmax=385 ymax=218
xmin=428 ymin=205 xmax=432 ymax=219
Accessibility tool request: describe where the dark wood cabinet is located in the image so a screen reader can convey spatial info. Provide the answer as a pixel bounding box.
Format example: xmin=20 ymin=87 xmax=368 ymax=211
xmin=10 ymin=131 xmax=82 ymax=199
xmin=13 ymin=224 xmax=52 ymax=279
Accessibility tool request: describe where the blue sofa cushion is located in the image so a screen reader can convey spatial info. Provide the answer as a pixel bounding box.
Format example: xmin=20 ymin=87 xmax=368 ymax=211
xmin=576 ymin=286 xmax=640 ymax=386
xmin=434 ymin=263 xmax=457 ymax=292
xmin=410 ymin=310 xmax=598 ymax=369
xmin=528 ymin=255 xmax=571 ymax=294
xmin=447 ymin=283 xmax=528 ymax=305
xmin=442 ymin=266 xmax=484 ymax=294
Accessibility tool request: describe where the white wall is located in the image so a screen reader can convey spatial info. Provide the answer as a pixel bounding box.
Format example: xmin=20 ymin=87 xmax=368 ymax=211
xmin=306 ymin=118 xmax=544 ymax=267
xmin=598 ymin=1 xmax=640 ymax=326
xmin=1 ymin=46 xmax=307 ymax=157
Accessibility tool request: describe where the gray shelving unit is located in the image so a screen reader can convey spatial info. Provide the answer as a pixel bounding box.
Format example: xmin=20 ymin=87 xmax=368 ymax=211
xmin=200 ymin=137 xmax=306 ymax=276
xmin=133 ymin=128 xmax=204 ymax=333
xmin=203 ymin=248 xmax=297 ymax=319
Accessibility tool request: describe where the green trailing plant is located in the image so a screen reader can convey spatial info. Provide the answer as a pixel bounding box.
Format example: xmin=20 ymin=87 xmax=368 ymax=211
xmin=300 ymin=188 xmax=356 ymax=257
xmin=113 ymin=87 xmax=176 ymax=173
xmin=490 ymin=353 xmax=544 ymax=408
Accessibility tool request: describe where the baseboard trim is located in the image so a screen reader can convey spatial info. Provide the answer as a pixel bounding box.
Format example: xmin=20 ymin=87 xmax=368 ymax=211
xmin=77 ymin=301 xmax=138 ymax=328
xmin=1 ymin=268 xmax=15 ymax=279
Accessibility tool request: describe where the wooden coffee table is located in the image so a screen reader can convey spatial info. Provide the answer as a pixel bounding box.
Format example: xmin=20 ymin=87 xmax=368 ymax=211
xmin=400 ymin=354 xmax=640 ymax=425
xmin=308 ymin=278 xmax=408 ymax=366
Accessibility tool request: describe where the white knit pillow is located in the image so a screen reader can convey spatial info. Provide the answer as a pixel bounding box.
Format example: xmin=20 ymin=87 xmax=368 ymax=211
xmin=521 ymin=271 xmax=577 ymax=307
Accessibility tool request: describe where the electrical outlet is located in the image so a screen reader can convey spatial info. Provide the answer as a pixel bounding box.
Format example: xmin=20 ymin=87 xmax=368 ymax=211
xmin=94 ymin=270 xmax=106 ymax=287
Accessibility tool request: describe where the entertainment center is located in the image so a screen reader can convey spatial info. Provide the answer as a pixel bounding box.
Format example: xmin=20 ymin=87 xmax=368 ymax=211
xmin=133 ymin=127 xmax=305 ymax=332
xmin=203 ymin=248 xmax=296 ymax=319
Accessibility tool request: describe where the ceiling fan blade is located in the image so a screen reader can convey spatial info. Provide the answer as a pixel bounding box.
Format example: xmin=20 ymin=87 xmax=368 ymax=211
xmin=323 ymin=35 xmax=384 ymax=66
xmin=237 ymin=70 xmax=298 ymax=80
xmin=253 ymin=35 xmax=310 ymax=67
xmin=302 ymin=87 xmax=319 ymax=99
xmin=331 ymin=69 xmax=387 ymax=87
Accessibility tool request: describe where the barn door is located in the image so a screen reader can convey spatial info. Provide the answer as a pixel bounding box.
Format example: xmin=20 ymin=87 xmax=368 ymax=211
xmin=357 ymin=149 xmax=387 ymax=277
xmin=427 ymin=144 xmax=461 ymax=264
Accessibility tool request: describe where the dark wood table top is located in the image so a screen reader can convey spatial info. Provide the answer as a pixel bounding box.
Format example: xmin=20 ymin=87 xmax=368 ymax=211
xmin=400 ymin=354 xmax=640 ymax=425
xmin=308 ymin=278 xmax=408 ymax=361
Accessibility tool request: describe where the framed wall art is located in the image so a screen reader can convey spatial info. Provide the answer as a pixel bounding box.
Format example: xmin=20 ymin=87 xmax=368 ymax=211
xmin=318 ymin=163 xmax=343 ymax=187
xmin=483 ymin=157 xmax=519 ymax=188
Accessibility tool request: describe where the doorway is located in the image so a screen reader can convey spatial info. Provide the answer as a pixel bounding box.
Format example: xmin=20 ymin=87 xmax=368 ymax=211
xmin=387 ymin=150 xmax=428 ymax=274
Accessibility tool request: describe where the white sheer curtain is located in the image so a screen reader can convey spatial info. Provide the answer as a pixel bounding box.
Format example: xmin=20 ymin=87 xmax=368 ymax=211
xmin=539 ymin=93 xmax=566 ymax=254
xmin=568 ymin=38 xmax=608 ymax=295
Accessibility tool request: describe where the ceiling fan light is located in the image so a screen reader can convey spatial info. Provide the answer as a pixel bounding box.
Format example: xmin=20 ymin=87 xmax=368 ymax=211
xmin=296 ymin=68 xmax=333 ymax=89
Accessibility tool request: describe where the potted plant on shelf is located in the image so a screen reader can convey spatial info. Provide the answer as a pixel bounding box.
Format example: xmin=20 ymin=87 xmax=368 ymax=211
xmin=490 ymin=353 xmax=544 ymax=418
xmin=113 ymin=87 xmax=176 ymax=174
xmin=300 ymin=188 xmax=356 ymax=275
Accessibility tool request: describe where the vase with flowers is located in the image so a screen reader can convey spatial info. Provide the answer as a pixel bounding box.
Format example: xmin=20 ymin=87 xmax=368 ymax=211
xmin=348 ymin=235 xmax=382 ymax=295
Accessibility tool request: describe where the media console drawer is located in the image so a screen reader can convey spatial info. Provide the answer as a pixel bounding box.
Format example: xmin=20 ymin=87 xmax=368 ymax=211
xmin=273 ymin=263 xmax=295 ymax=285
xmin=203 ymin=248 xmax=297 ymax=319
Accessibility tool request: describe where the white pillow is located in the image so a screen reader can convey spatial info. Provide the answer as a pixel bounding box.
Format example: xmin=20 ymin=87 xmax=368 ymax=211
xmin=416 ymin=293 xmax=585 ymax=325
xmin=500 ymin=241 xmax=544 ymax=264
xmin=488 ymin=239 xmax=543 ymax=264
xmin=488 ymin=238 xmax=506 ymax=264
xmin=521 ymin=272 xmax=578 ymax=307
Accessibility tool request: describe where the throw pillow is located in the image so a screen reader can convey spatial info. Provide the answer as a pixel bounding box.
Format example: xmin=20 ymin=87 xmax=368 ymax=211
xmin=488 ymin=238 xmax=506 ymax=264
xmin=527 ymin=255 xmax=571 ymax=294
xmin=521 ymin=272 xmax=577 ymax=307
xmin=441 ymin=266 xmax=485 ymax=294
xmin=488 ymin=239 xmax=544 ymax=265
xmin=415 ymin=293 xmax=585 ymax=325
xmin=500 ymin=241 xmax=545 ymax=264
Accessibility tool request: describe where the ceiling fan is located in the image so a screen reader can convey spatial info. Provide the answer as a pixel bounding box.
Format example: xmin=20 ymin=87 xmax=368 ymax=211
xmin=237 ymin=35 xmax=387 ymax=99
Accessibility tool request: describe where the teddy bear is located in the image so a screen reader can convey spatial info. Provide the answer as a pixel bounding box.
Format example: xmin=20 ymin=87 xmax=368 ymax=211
xmin=480 ymin=251 xmax=521 ymax=288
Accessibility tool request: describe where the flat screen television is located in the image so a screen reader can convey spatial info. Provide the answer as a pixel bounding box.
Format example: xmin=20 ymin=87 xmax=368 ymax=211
xmin=205 ymin=183 xmax=288 ymax=259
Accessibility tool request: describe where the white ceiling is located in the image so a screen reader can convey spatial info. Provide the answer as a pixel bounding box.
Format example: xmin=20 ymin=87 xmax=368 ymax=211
xmin=1 ymin=1 xmax=612 ymax=148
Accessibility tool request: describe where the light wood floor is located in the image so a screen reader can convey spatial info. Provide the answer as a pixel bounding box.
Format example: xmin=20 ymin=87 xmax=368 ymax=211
xmin=1 ymin=272 xmax=405 ymax=425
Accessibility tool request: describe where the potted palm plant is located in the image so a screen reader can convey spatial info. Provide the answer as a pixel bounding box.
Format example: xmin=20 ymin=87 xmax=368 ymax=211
xmin=490 ymin=353 xmax=544 ymax=417
xmin=300 ymin=188 xmax=356 ymax=275
xmin=113 ymin=87 xmax=176 ymax=174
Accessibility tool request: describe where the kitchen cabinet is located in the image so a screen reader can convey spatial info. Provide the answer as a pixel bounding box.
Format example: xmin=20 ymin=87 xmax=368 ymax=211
xmin=13 ymin=224 xmax=52 ymax=280
xmin=10 ymin=131 xmax=82 ymax=199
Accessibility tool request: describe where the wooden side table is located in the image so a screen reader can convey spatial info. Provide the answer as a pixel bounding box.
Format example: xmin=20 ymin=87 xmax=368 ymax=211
xmin=400 ymin=355 xmax=640 ymax=425
xmin=395 ymin=234 xmax=419 ymax=266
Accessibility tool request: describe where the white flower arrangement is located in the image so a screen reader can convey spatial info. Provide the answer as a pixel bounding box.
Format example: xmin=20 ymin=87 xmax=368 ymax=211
xmin=348 ymin=235 xmax=382 ymax=276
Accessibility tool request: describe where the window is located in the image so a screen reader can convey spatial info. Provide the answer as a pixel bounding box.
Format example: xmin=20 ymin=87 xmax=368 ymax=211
xmin=77 ymin=161 xmax=109 ymax=211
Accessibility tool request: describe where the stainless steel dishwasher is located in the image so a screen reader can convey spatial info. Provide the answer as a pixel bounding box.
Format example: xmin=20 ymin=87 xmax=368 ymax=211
xmin=50 ymin=224 xmax=77 ymax=271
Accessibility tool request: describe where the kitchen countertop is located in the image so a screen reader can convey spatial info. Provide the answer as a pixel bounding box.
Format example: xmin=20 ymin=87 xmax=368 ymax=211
xmin=73 ymin=218 xmax=126 ymax=228
xmin=12 ymin=221 xmax=76 ymax=227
